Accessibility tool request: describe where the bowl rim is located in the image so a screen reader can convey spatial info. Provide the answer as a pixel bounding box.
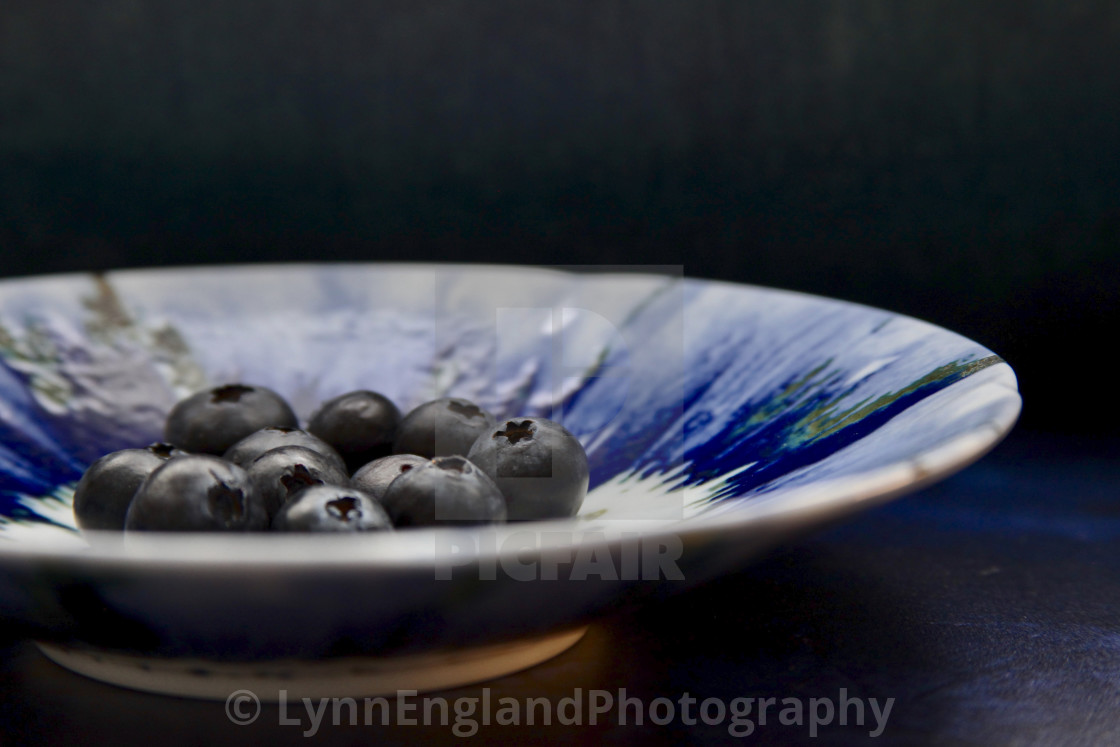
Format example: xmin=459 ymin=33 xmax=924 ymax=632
xmin=0 ymin=262 xmax=1022 ymax=570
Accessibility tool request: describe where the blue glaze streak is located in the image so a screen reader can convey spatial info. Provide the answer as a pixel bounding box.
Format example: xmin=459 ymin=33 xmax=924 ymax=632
xmin=580 ymin=355 xmax=1001 ymax=500
xmin=680 ymin=356 xmax=1002 ymax=501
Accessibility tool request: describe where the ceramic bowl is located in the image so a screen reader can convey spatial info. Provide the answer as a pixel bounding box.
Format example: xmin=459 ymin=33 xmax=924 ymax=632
xmin=0 ymin=264 xmax=1020 ymax=698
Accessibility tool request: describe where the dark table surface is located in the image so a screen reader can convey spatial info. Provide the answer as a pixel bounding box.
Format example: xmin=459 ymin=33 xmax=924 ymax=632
xmin=1 ymin=426 xmax=1116 ymax=745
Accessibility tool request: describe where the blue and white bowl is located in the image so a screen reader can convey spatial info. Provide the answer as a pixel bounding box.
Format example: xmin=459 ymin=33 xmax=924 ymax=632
xmin=0 ymin=264 xmax=1020 ymax=698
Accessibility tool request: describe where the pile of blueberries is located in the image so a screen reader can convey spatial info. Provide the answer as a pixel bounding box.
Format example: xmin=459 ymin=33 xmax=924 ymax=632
xmin=72 ymin=384 xmax=589 ymax=533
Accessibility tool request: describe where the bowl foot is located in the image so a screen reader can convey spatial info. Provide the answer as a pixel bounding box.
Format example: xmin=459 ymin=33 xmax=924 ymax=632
xmin=36 ymin=627 xmax=587 ymax=701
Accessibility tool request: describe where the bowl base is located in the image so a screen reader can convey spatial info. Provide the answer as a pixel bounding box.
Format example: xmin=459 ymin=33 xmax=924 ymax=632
xmin=36 ymin=627 xmax=588 ymax=701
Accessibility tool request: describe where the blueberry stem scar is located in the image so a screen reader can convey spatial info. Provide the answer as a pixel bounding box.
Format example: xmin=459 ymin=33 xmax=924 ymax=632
xmin=147 ymin=442 xmax=175 ymax=459
xmin=437 ymin=457 xmax=469 ymax=473
xmin=206 ymin=477 xmax=245 ymax=524
xmin=447 ymin=400 xmax=484 ymax=419
xmin=279 ymin=464 xmax=319 ymax=496
xmin=495 ymin=420 xmax=534 ymax=444
xmin=326 ymin=497 xmax=360 ymax=521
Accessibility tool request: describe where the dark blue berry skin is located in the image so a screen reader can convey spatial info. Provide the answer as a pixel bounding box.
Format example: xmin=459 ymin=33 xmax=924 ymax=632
xmin=392 ymin=397 xmax=495 ymax=459
xmin=164 ymin=383 xmax=299 ymax=455
xmin=272 ymin=485 xmax=393 ymax=533
xmin=307 ymin=390 xmax=402 ymax=473
xmin=379 ymin=456 xmax=506 ymax=527
xmin=124 ymin=455 xmax=268 ymax=532
xmin=351 ymin=454 xmax=429 ymax=502
xmin=73 ymin=443 xmax=179 ymax=530
xmin=467 ymin=417 xmax=589 ymax=521
xmin=224 ymin=427 xmax=346 ymax=473
xmin=246 ymin=445 xmax=351 ymax=520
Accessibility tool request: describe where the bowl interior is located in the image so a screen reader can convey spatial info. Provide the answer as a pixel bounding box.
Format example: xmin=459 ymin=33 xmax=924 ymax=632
xmin=0 ymin=263 xmax=1019 ymax=552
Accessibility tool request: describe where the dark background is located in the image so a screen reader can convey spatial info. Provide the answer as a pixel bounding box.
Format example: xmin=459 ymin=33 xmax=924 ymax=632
xmin=2 ymin=0 xmax=1116 ymax=435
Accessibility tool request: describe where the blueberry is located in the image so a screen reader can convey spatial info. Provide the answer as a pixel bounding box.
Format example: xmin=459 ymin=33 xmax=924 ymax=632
xmin=392 ymin=397 xmax=495 ymax=459
xmin=379 ymin=456 xmax=506 ymax=527
xmin=272 ymin=485 xmax=393 ymax=532
xmin=124 ymin=455 xmax=268 ymax=531
xmin=467 ymin=417 xmax=589 ymax=521
xmin=307 ymin=390 xmax=402 ymax=473
xmin=224 ymin=427 xmax=346 ymax=473
xmin=164 ymin=383 xmax=298 ymax=455
xmin=73 ymin=443 xmax=180 ymax=530
xmin=351 ymin=454 xmax=429 ymax=502
xmin=246 ymin=445 xmax=351 ymax=520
